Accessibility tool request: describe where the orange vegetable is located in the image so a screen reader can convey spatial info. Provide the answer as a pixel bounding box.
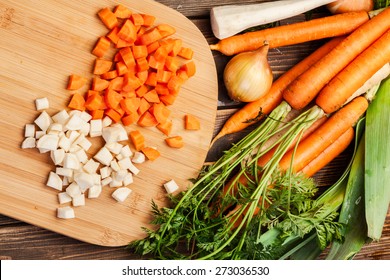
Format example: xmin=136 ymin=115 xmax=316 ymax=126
xmin=155 ymin=83 xmax=170 ymax=95
xmin=136 ymin=57 xmax=149 ymax=72
xmin=135 ymin=84 xmax=149 ymax=97
xmin=170 ymin=39 xmax=183 ymax=56
xmin=138 ymin=27 xmax=162 ymax=45
xmin=85 ymin=94 xmax=104 ymax=111
xmin=131 ymin=13 xmax=144 ymax=26
xmin=138 ymin=111 xmax=158 ymax=127
xmin=105 ymin=108 xmax=122 ymax=123
xmin=108 ymin=76 xmax=124 ymax=91
xmin=123 ymin=73 xmax=142 ymax=92
xmin=144 ymin=89 xmax=160 ymax=103
xmin=157 ymin=24 xmax=176 ymax=38
xmin=104 ymin=89 xmax=122 ymax=109
xmin=147 ymin=41 xmax=160 ymax=54
xmin=145 ymin=72 xmax=158 ymax=87
xmin=165 ymin=136 xmax=184 ymax=148
xmin=184 ymin=114 xmax=200 ymax=130
xmin=156 ymin=120 xmax=173 ymax=136
xmin=132 ymin=45 xmax=148 ymax=59
xmin=180 ymin=61 xmax=196 ymax=77
xmin=117 ymin=19 xmax=137 ymax=43
xmin=122 ymin=111 xmax=139 ymax=126
xmin=119 ymin=47 xmax=136 ymax=68
xmin=93 ymin=58 xmax=113 ymax=75
xmin=165 ymin=56 xmax=180 ymax=72
xmin=159 ymin=93 xmax=177 ymax=106
xmin=91 ymin=109 xmax=105 ymax=120
xmin=98 ymin=7 xmax=118 ymax=30
xmin=150 ymin=103 xmax=171 ymax=124
xmin=178 ymin=47 xmax=194 ymax=60
xmin=156 ymin=69 xmax=172 ymax=83
xmin=107 ymin=26 xmax=120 ymax=44
xmin=92 ymin=36 xmax=111 ymax=58
xmin=68 ymin=93 xmax=86 ymax=111
xmin=167 ymin=75 xmax=184 ymax=93
xmin=141 ymin=14 xmax=156 ymax=27
xmin=100 ymin=70 xmax=118 ymax=80
xmin=141 ymin=147 xmax=160 ymax=161
xmin=67 ymin=74 xmax=87 ymax=90
xmin=137 ymin=98 xmax=151 ymax=115
xmin=92 ymin=77 xmax=110 ymax=91
xmin=120 ymin=97 xmax=141 ymax=114
xmin=116 ymin=61 xmax=129 ymax=76
xmin=129 ymin=130 xmax=145 ymax=151
xmin=113 ymin=4 xmax=132 ymax=19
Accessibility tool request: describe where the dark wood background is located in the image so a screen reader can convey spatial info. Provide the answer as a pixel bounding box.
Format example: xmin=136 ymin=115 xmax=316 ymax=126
xmin=1 ymin=0 xmax=389 ymax=260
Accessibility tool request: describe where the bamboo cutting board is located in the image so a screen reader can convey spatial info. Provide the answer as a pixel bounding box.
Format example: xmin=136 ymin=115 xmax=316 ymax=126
xmin=0 ymin=0 xmax=218 ymax=246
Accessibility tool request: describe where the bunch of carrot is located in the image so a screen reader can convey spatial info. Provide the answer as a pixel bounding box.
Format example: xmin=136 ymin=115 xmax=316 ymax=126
xmin=66 ymin=4 xmax=199 ymax=140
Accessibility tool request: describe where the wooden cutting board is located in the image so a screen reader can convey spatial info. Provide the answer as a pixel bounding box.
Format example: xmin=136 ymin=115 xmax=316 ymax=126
xmin=0 ymin=0 xmax=218 ymax=246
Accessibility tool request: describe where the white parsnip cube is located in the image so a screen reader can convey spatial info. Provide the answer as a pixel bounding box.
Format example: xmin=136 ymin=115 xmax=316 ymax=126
xmin=74 ymin=148 xmax=88 ymax=164
xmin=109 ymin=178 xmax=123 ymax=188
xmin=132 ymin=151 xmax=145 ymax=164
xmin=106 ymin=142 xmax=123 ymax=155
xmin=102 ymin=116 xmax=112 ymax=127
xmin=52 ymin=110 xmax=70 ymax=126
xmin=72 ymin=193 xmax=85 ymax=207
xmin=79 ymin=121 xmax=90 ymax=135
xmin=36 ymin=134 xmax=59 ymax=151
xmin=94 ymin=146 xmax=113 ymax=166
xmin=73 ymin=172 xmax=94 ymax=192
xmin=78 ymin=137 xmax=92 ymax=151
xmin=57 ymin=206 xmax=75 ymax=219
xmin=63 ymin=153 xmax=80 ymax=170
xmin=58 ymin=192 xmax=72 ymax=204
xmin=34 ymin=111 xmax=53 ymax=132
xmin=47 ymin=123 xmax=63 ymax=134
xmin=120 ymin=145 xmax=133 ymax=158
xmin=163 ymin=179 xmax=180 ymax=194
xmin=58 ymin=135 xmax=72 ymax=152
xmin=123 ymin=173 xmax=133 ymax=186
xmin=35 ymin=130 xmax=46 ymax=139
xmin=50 ymin=149 xmax=65 ymax=166
xmin=21 ymin=137 xmax=36 ymax=149
xmin=88 ymin=185 xmax=102 ymax=199
xmin=46 ymin=171 xmax=63 ymax=191
xmin=101 ymin=176 xmax=113 ymax=186
xmin=110 ymin=159 xmax=120 ymax=172
xmin=35 ymin=97 xmax=49 ymax=111
xmin=66 ymin=130 xmax=80 ymax=143
xmin=25 ymin=124 xmax=35 ymax=138
xmin=83 ymin=159 xmax=99 ymax=174
xmin=100 ymin=166 xmax=111 ymax=179
xmin=127 ymin=161 xmax=140 ymax=175
xmin=114 ymin=169 xmax=128 ymax=181
xmin=66 ymin=182 xmax=81 ymax=198
xmin=80 ymin=111 xmax=92 ymax=123
xmin=112 ymin=187 xmax=132 ymax=202
xmin=56 ymin=167 xmax=73 ymax=178
xmin=118 ymin=157 xmax=132 ymax=170
xmin=65 ymin=114 xmax=85 ymax=131
xmin=90 ymin=119 xmax=103 ymax=137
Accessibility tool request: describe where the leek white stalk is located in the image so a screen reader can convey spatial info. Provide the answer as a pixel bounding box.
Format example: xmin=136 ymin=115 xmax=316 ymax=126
xmin=210 ymin=0 xmax=337 ymax=39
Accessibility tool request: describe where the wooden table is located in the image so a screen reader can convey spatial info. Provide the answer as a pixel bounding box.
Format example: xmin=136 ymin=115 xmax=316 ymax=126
xmin=0 ymin=0 xmax=389 ymax=260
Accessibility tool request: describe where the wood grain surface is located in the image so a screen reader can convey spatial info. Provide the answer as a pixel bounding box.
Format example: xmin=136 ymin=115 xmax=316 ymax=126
xmin=1 ymin=0 xmax=389 ymax=260
xmin=0 ymin=0 xmax=217 ymax=246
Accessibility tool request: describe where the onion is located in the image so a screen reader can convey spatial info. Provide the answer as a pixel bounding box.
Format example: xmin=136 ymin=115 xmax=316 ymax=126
xmin=326 ymin=0 xmax=374 ymax=14
xmin=223 ymin=43 xmax=273 ymax=102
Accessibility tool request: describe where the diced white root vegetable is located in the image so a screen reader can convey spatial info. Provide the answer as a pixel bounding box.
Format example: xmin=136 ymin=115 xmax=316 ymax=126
xmin=102 ymin=116 xmax=112 ymax=127
xmin=46 ymin=171 xmax=63 ymax=191
xmin=74 ymin=149 xmax=88 ymax=164
xmin=62 ymin=176 xmax=69 ymax=186
xmin=88 ymin=185 xmax=102 ymax=199
xmin=111 ymin=124 xmax=128 ymax=141
xmin=58 ymin=135 xmax=72 ymax=152
xmin=66 ymin=182 xmax=82 ymax=198
xmin=69 ymin=110 xmax=82 ymax=117
xmin=127 ymin=161 xmax=140 ymax=175
xmin=56 ymin=167 xmax=73 ymax=178
xmin=36 ymin=134 xmax=59 ymax=151
xmin=123 ymin=173 xmax=133 ymax=186
xmin=80 ymin=111 xmax=92 ymax=123
xmin=101 ymin=177 xmax=113 ymax=186
xmin=120 ymin=145 xmax=133 ymax=158
xmin=73 ymin=172 xmax=94 ymax=192
xmin=106 ymin=142 xmax=123 ymax=155
xmin=21 ymin=137 xmax=36 ymax=149
xmin=102 ymin=126 xmax=122 ymax=143
xmin=79 ymin=121 xmax=90 ymax=135
xmin=109 ymin=178 xmax=123 ymax=188
xmin=52 ymin=110 xmax=70 ymax=125
xmin=25 ymin=124 xmax=35 ymax=137
xmin=66 ymin=130 xmax=80 ymax=143
xmin=73 ymin=133 xmax=86 ymax=146
xmin=112 ymin=187 xmax=132 ymax=202
xmin=83 ymin=159 xmax=100 ymax=174
xmin=38 ymin=147 xmax=50 ymax=154
xmin=58 ymin=192 xmax=72 ymax=204
xmin=78 ymin=138 xmax=92 ymax=151
xmin=35 ymin=97 xmax=49 ymax=111
xmin=114 ymin=169 xmax=128 ymax=181
xmin=34 ymin=111 xmax=53 ymax=132
xmin=92 ymin=174 xmax=101 ymax=186
xmin=116 ymin=154 xmax=124 ymax=161
xmin=57 ymin=206 xmax=75 ymax=219
xmin=63 ymin=153 xmax=80 ymax=170
xmin=110 ymin=160 xmax=120 ymax=172
xmin=163 ymin=179 xmax=180 ymax=194
xmin=47 ymin=123 xmax=63 ymax=134
xmin=65 ymin=114 xmax=85 ymax=131
xmin=69 ymin=144 xmax=82 ymax=153
xmin=50 ymin=149 xmax=65 ymax=165
xmin=94 ymin=146 xmax=113 ymax=166
xmin=117 ymin=157 xmax=132 ymax=170
xmin=132 ymin=151 xmax=145 ymax=164
xmin=90 ymin=119 xmax=103 ymax=137
xmin=35 ymin=130 xmax=46 ymax=139
xmin=100 ymin=166 xmax=112 ymax=179
xmin=72 ymin=193 xmax=85 ymax=206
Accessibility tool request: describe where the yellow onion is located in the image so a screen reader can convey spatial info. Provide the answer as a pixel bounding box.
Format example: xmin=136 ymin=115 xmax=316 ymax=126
xmin=327 ymin=0 xmax=374 ymax=14
xmin=223 ymin=43 xmax=273 ymax=102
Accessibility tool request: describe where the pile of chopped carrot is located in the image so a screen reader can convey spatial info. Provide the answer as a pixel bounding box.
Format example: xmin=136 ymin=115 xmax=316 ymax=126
xmin=66 ymin=4 xmax=199 ymax=151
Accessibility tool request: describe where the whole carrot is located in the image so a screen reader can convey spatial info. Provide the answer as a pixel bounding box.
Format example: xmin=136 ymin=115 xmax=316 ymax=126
xmin=211 ymin=37 xmax=344 ymax=145
xmin=279 ymin=96 xmax=368 ymax=173
xmin=316 ymin=29 xmax=390 ymax=114
xmin=283 ymin=7 xmax=390 ymax=110
xmin=210 ymin=11 xmax=369 ymax=56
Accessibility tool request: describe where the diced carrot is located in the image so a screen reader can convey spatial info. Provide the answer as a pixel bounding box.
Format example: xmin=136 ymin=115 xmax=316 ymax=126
xmin=148 ymin=55 xmax=165 ymax=70
xmin=141 ymin=147 xmax=160 ymax=161
xmin=91 ymin=109 xmax=105 ymax=119
xmin=156 ymin=120 xmax=172 ymax=136
xmin=92 ymin=36 xmax=111 ymax=58
xmin=100 ymin=70 xmax=118 ymax=80
xmin=181 ymin=61 xmax=196 ymax=77
xmin=67 ymin=74 xmax=87 ymax=90
xmin=129 ymin=130 xmax=145 ymax=151
xmin=165 ymin=56 xmax=180 ymax=72
xmin=92 ymin=77 xmax=110 ymax=91
xmin=113 ymin=51 xmax=122 ymax=62
xmin=167 ymin=75 xmax=184 ymax=93
xmin=104 ymin=88 xmax=122 ymax=109
xmin=177 ymin=69 xmax=189 ymax=81
xmin=108 ymin=76 xmax=124 ymax=91
xmin=178 ymin=47 xmax=194 ymax=60
xmin=116 ymin=61 xmax=129 ymax=76
xmin=135 ymin=84 xmax=149 ymax=97
xmin=119 ymin=47 xmax=136 ymax=68
xmin=137 ymin=98 xmax=151 ymax=115
xmin=141 ymin=14 xmax=156 ymax=27
xmin=155 ymin=83 xmax=170 ymax=95
xmin=154 ymin=46 xmax=169 ymax=62
xmin=138 ymin=27 xmax=162 ymax=46
xmin=116 ymin=38 xmax=133 ymax=48
xmin=122 ymin=111 xmax=139 ymax=126
xmin=120 ymin=97 xmax=141 ymax=114
xmin=131 ymin=13 xmax=144 ymax=26
xmin=86 ymin=90 xmax=100 ymax=99
xmin=105 ymin=108 xmax=122 ymax=123
xmin=117 ymin=19 xmax=137 ymax=43
xmin=120 ymin=90 xmax=137 ymax=98
xmin=113 ymin=4 xmax=132 ymax=19
xmin=156 ymin=69 xmax=172 ymax=84
xmin=132 ymin=45 xmax=148 ymax=59
xmin=160 ymin=39 xmax=175 ymax=54
xmin=147 ymin=41 xmax=160 ymax=54
xmin=170 ymin=39 xmax=183 ymax=56
xmin=85 ymin=93 xmax=104 ymax=111
xmin=150 ymin=102 xmax=171 ymax=124
xmin=137 ymin=26 xmax=147 ymax=38
xmin=138 ymin=111 xmax=158 ymax=127
xmin=98 ymin=8 xmax=118 ymax=30
xmin=136 ymin=57 xmax=149 ymax=72
xmin=136 ymin=70 xmax=149 ymax=84
xmin=93 ymin=58 xmax=113 ymax=75
xmin=68 ymin=93 xmax=86 ymax=111
xmin=159 ymin=94 xmax=177 ymax=106
xmin=144 ymin=89 xmax=160 ymax=103
xmin=123 ymin=73 xmax=142 ymax=92
xmin=107 ymin=26 xmax=120 ymax=44
xmin=184 ymin=114 xmax=200 ymax=130
xmin=156 ymin=24 xmax=176 ymax=38
xmin=165 ymin=136 xmax=184 ymax=148
xmin=145 ymin=71 xmax=158 ymax=87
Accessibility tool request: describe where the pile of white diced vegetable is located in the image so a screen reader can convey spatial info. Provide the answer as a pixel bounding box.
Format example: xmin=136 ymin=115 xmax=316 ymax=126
xmin=21 ymin=97 xmax=179 ymax=219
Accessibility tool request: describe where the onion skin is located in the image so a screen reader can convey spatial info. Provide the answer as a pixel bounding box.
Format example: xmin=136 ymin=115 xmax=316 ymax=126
xmin=223 ymin=44 xmax=273 ymax=102
xmin=327 ymin=0 xmax=374 ymax=14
